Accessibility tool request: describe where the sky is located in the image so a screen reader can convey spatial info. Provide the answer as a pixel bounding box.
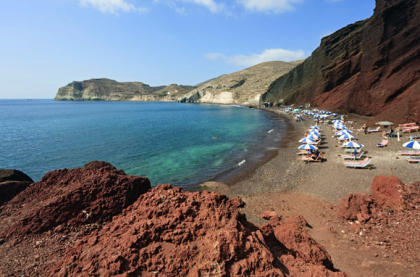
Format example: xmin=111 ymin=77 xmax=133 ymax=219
xmin=0 ymin=0 xmax=375 ymax=98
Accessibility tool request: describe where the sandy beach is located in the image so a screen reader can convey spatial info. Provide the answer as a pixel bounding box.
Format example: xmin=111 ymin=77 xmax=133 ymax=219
xmin=203 ymin=107 xmax=420 ymax=277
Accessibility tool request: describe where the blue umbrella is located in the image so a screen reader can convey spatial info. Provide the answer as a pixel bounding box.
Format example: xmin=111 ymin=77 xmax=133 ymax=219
xmin=403 ymin=141 xmax=420 ymax=149
xmin=338 ymin=133 xmax=355 ymax=140
xmin=309 ymin=130 xmax=320 ymax=135
xmin=336 ymin=130 xmax=352 ymax=136
xmin=299 ymin=137 xmax=317 ymax=144
xmin=298 ymin=144 xmax=318 ymax=150
xmin=309 ymin=125 xmax=320 ymax=130
xmin=342 ymin=141 xmax=364 ymax=148
xmin=307 ymin=135 xmax=320 ymax=141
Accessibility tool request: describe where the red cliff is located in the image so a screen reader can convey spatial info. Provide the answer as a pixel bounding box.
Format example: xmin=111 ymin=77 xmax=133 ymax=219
xmin=263 ymin=0 xmax=420 ymax=123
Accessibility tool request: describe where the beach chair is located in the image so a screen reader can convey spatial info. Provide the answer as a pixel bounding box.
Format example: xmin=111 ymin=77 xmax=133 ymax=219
xmin=398 ymin=150 xmax=420 ymax=156
xmin=344 ymin=148 xmax=362 ymax=153
xmin=399 ymin=123 xmax=416 ymax=128
xmin=343 ymin=151 xmax=365 ymax=160
xmin=376 ymin=140 xmax=388 ymax=147
xmin=402 ymin=126 xmax=420 ymax=133
xmin=407 ymin=157 xmax=420 ymax=163
xmin=344 ymin=158 xmax=371 ymax=168
xmin=367 ymin=127 xmax=380 ymax=133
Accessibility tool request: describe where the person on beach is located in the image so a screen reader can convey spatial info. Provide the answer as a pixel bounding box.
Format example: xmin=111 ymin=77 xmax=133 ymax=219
xmin=363 ymin=123 xmax=368 ymax=135
xmin=353 ymin=148 xmax=358 ymax=159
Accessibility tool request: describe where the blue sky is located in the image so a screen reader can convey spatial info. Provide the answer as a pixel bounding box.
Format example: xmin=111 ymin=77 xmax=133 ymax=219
xmin=0 ymin=0 xmax=375 ymax=98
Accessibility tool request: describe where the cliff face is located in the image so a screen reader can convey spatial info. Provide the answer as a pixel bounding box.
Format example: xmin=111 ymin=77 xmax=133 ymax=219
xmin=179 ymin=61 xmax=299 ymax=106
xmin=55 ymin=78 xmax=195 ymax=101
xmin=263 ymin=0 xmax=420 ymax=123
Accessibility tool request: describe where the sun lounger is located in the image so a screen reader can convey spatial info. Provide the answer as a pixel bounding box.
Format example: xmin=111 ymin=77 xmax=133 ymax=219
xmin=344 ymin=158 xmax=371 ymax=168
xmin=302 ymin=156 xmax=322 ymax=163
xmin=344 ymin=148 xmax=362 ymax=153
xmin=409 ymin=135 xmax=420 ymax=140
xmin=367 ymin=127 xmax=380 ymax=133
xmin=343 ymin=151 xmax=365 ymax=160
xmin=399 ymin=123 xmax=416 ymax=128
xmin=407 ymin=157 xmax=420 ymax=163
xmin=398 ymin=150 xmax=420 ymax=156
xmin=376 ymin=140 xmax=388 ymax=147
xmin=402 ymin=126 xmax=420 ymax=133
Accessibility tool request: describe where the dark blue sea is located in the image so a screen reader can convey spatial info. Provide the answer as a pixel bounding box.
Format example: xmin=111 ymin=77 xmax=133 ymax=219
xmin=0 ymin=100 xmax=286 ymax=188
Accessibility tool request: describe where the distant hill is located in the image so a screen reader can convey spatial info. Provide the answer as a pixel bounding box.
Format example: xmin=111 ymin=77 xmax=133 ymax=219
xmin=262 ymin=0 xmax=420 ymax=123
xmin=179 ymin=61 xmax=300 ymax=106
xmin=55 ymin=78 xmax=195 ymax=101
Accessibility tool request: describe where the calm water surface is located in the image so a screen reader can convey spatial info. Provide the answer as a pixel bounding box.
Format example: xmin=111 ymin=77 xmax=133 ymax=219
xmin=0 ymin=100 xmax=285 ymax=188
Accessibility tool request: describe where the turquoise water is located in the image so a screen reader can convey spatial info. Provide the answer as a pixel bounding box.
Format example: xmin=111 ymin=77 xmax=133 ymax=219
xmin=0 ymin=100 xmax=283 ymax=188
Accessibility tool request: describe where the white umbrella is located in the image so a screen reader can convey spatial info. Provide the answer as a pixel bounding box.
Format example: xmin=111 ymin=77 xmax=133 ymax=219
xmin=402 ymin=141 xmax=420 ymax=149
xmin=299 ymin=137 xmax=317 ymax=144
xmin=307 ymin=134 xmax=320 ymax=141
xmin=298 ymin=144 xmax=318 ymax=150
xmin=342 ymin=141 xmax=364 ymax=148
xmin=338 ymin=134 xmax=355 ymax=140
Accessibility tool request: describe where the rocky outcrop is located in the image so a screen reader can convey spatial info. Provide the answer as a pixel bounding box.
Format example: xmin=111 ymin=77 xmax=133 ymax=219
xmin=179 ymin=61 xmax=299 ymax=106
xmin=51 ymin=184 xmax=345 ymax=276
xmin=337 ymin=175 xmax=419 ymax=222
xmin=55 ymin=78 xmax=195 ymax=101
xmin=0 ymin=161 xmax=151 ymax=238
xmin=0 ymin=169 xmax=33 ymax=205
xmin=263 ymin=0 xmax=420 ymax=123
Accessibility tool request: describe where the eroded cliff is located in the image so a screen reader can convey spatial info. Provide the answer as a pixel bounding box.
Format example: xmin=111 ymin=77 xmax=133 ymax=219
xmin=263 ymin=0 xmax=420 ymax=123
xmin=180 ymin=61 xmax=299 ymax=106
xmin=55 ymin=78 xmax=195 ymax=101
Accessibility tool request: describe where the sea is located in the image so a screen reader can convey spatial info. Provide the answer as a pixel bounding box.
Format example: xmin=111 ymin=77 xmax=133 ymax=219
xmin=0 ymin=100 xmax=286 ymax=189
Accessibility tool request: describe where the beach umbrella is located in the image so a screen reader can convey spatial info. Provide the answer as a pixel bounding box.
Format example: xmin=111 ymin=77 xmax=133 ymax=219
xmin=299 ymin=137 xmax=317 ymax=144
xmin=342 ymin=141 xmax=364 ymax=148
xmin=309 ymin=125 xmax=320 ymax=130
xmin=402 ymin=140 xmax=420 ymax=149
xmin=338 ymin=133 xmax=355 ymax=140
xmin=336 ymin=130 xmax=352 ymax=136
xmin=309 ymin=129 xmax=320 ymax=135
xmin=298 ymin=144 xmax=318 ymax=150
xmin=376 ymin=121 xmax=394 ymax=126
xmin=307 ymin=134 xmax=320 ymax=141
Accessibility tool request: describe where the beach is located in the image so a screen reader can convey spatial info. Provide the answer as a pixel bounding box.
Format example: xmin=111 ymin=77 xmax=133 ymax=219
xmin=204 ymin=108 xmax=420 ymax=276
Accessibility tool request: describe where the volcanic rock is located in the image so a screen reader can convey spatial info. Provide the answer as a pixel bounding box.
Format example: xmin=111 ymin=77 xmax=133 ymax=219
xmin=371 ymin=175 xmax=404 ymax=210
xmin=337 ymin=193 xmax=375 ymax=222
xmin=263 ymin=0 xmax=420 ymax=123
xmin=0 ymin=161 xmax=151 ymax=238
xmin=0 ymin=169 xmax=33 ymax=205
xmin=51 ymin=184 xmax=346 ymax=276
xmin=338 ymin=176 xmax=419 ymax=222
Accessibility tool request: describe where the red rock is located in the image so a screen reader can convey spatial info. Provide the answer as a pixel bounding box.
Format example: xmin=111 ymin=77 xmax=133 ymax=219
xmin=371 ymin=176 xmax=404 ymax=211
xmin=0 ymin=169 xmax=33 ymax=205
xmin=263 ymin=0 xmax=420 ymax=123
xmin=261 ymin=210 xmax=279 ymax=220
xmin=50 ymin=185 xmax=346 ymax=276
xmin=0 ymin=161 xmax=151 ymax=237
xmin=337 ymin=193 xmax=374 ymax=222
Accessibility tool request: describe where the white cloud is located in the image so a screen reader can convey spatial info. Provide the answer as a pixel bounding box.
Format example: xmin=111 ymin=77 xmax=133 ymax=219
xmin=237 ymin=0 xmax=303 ymax=13
xmin=183 ymin=0 xmax=224 ymax=13
xmin=205 ymin=48 xmax=305 ymax=67
xmin=79 ymin=0 xmax=148 ymax=14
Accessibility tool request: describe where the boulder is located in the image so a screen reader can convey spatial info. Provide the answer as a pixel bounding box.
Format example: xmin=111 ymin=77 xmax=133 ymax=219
xmin=1 ymin=161 xmax=151 ymax=237
xmin=50 ymin=185 xmax=346 ymax=276
xmin=0 ymin=169 xmax=33 ymax=205
xmin=371 ymin=175 xmax=404 ymax=211
xmin=337 ymin=193 xmax=375 ymax=222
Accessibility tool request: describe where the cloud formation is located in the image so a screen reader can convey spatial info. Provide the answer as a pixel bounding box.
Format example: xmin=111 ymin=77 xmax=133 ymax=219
xmin=237 ymin=0 xmax=303 ymax=13
xmin=79 ymin=0 xmax=147 ymax=14
xmin=205 ymin=48 xmax=305 ymax=67
xmin=183 ymin=0 xmax=224 ymax=13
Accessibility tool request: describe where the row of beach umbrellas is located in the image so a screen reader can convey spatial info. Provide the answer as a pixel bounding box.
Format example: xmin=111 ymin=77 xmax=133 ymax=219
xmin=298 ymin=125 xmax=321 ymax=151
